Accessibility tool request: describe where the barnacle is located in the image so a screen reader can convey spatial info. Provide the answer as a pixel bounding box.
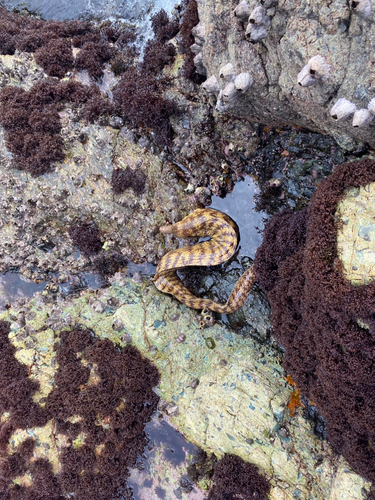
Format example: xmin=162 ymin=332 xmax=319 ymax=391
xmin=297 ymin=55 xmax=331 ymax=87
xmin=330 ymin=98 xmax=357 ymax=120
xmin=351 ymin=0 xmax=372 ymax=18
xmin=219 ymin=63 xmax=236 ymax=82
xmin=234 ymin=0 xmax=251 ymax=22
xmin=201 ymin=75 xmax=221 ymax=95
xmin=234 ymin=72 xmax=253 ymax=93
xmin=352 ymin=108 xmax=374 ymax=127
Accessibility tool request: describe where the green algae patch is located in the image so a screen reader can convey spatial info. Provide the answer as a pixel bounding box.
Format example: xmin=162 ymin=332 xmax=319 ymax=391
xmin=336 ymin=182 xmax=375 ymax=286
xmin=0 ymin=279 xmax=371 ymax=499
xmin=72 ymin=433 xmax=86 ymax=449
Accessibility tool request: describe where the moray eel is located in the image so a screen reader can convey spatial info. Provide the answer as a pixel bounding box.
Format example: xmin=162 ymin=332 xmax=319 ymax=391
xmin=154 ymin=208 xmax=256 ymax=313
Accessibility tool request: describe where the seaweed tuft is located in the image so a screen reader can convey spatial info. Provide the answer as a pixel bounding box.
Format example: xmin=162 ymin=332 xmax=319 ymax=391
xmin=113 ymin=68 xmax=177 ymax=146
xmin=254 ymin=159 xmax=375 ymax=483
xmin=68 ymin=223 xmax=103 ymax=256
xmin=0 ymin=80 xmax=111 ymax=175
xmin=92 ymin=252 xmax=128 ymax=279
xmin=207 ymin=454 xmax=270 ymax=500
xmin=34 ymin=38 xmax=74 ymax=78
xmin=142 ymin=39 xmax=176 ymax=74
xmin=111 ymin=167 xmax=147 ymax=195
xmin=0 ymin=7 xmax=135 ymax=81
xmin=151 ymin=9 xmax=179 ymax=42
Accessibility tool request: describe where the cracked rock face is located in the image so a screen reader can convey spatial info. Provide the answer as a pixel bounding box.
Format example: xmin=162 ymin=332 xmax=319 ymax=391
xmin=197 ymin=0 xmax=375 ymax=150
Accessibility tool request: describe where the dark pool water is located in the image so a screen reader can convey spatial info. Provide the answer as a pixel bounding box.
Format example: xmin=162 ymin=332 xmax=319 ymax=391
xmin=128 ymin=415 xmax=205 ymax=500
xmin=210 ymin=175 xmax=266 ymax=259
xmin=0 ymin=272 xmax=46 ymax=310
xmin=0 ymin=261 xmax=157 ymax=310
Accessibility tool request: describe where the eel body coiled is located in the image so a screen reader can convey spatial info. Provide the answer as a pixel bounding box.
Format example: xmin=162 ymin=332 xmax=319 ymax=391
xmin=154 ymin=208 xmax=256 ymax=313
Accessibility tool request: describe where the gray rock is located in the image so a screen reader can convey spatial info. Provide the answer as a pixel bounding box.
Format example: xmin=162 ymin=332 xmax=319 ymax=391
xmin=197 ymin=0 xmax=375 ymax=149
xmin=108 ymin=116 xmax=124 ymax=129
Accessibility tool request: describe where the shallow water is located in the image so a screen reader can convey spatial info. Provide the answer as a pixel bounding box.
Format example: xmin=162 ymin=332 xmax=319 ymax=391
xmin=1 ymin=0 xmax=178 ymax=47
xmin=210 ymin=175 xmax=266 ymax=259
xmin=0 ymin=272 xmax=46 ymax=309
xmin=128 ymin=414 xmax=205 ymax=500
xmin=0 ymin=261 xmax=157 ymax=310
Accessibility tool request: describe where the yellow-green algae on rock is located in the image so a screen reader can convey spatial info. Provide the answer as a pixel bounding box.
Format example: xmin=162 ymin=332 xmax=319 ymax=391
xmin=0 ymin=277 xmax=371 ymax=499
xmin=336 ymin=182 xmax=375 ymax=286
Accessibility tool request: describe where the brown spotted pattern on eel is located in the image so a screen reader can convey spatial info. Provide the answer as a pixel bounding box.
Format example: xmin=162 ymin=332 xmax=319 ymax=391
xmin=154 ymin=208 xmax=256 ymax=313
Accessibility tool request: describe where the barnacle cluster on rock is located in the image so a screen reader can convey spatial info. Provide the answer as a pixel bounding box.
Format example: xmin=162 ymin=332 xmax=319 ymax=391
xmin=200 ymin=62 xmax=254 ymax=113
xmin=194 ymin=0 xmax=375 ymax=149
xmin=245 ymin=4 xmax=272 ymax=43
xmin=215 ymin=64 xmax=253 ymax=111
xmin=233 ymin=0 xmax=277 ymax=43
xmin=330 ymin=97 xmax=375 ymax=128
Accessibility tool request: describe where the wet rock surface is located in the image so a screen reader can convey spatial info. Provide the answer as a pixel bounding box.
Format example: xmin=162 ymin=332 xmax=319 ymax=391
xmin=0 ymin=52 xmax=197 ymax=284
xmin=244 ymin=125 xmax=349 ymax=214
xmin=0 ymin=277 xmax=371 ymax=499
xmin=179 ymin=257 xmax=271 ymax=338
xmin=0 ymin=115 xmax=194 ymax=277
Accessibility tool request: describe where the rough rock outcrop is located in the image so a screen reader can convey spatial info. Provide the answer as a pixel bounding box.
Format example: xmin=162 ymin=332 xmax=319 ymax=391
xmin=196 ymin=0 xmax=375 ymax=149
xmin=0 ymin=277 xmax=371 ymax=499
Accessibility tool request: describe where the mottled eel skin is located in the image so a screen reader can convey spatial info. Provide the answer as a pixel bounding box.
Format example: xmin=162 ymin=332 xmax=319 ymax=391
xmin=154 ymin=208 xmax=256 ymax=313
